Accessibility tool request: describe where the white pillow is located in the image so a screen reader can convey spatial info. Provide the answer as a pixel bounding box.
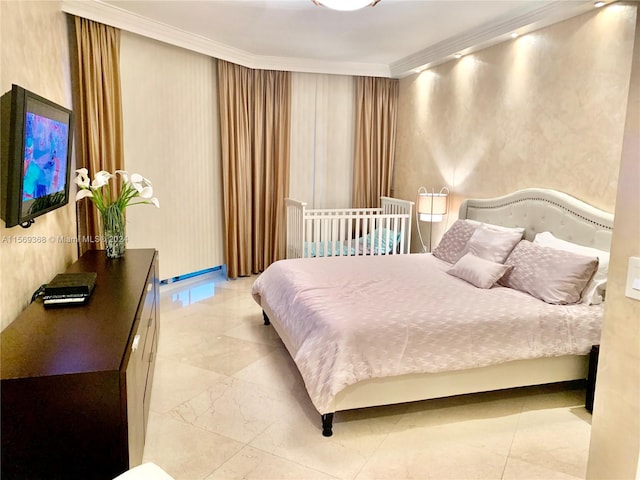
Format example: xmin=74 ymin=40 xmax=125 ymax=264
xmin=534 ymin=232 xmax=609 ymax=305
xmin=465 ymin=219 xmax=525 ymax=233
xmin=447 ymin=253 xmax=512 ymax=289
xmin=464 ymin=223 xmax=524 ymax=264
xmin=500 ymin=240 xmax=599 ymax=305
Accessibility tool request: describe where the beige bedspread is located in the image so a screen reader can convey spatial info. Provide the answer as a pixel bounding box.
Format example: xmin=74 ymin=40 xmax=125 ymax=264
xmin=251 ymin=254 xmax=603 ymax=414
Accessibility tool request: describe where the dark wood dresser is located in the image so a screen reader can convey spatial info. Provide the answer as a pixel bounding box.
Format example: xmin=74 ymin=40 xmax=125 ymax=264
xmin=1 ymin=249 xmax=159 ymax=479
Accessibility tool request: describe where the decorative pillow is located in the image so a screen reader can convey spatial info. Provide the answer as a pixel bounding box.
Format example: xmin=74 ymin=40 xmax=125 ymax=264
xmin=464 ymin=223 xmax=524 ymax=264
xmin=534 ymin=232 xmax=609 ymax=305
xmin=447 ymin=253 xmax=513 ymax=289
xmin=499 ymin=240 xmax=599 ymax=305
xmin=432 ymin=220 xmax=477 ymax=264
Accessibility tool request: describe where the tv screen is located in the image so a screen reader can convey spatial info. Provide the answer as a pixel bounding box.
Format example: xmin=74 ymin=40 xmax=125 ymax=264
xmin=1 ymin=84 xmax=73 ymax=228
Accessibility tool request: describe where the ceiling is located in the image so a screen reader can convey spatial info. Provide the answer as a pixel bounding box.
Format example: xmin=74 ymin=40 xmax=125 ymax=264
xmin=62 ymin=0 xmax=601 ymax=77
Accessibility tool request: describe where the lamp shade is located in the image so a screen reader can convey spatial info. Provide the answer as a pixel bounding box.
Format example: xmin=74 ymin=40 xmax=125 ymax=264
xmin=417 ymin=192 xmax=448 ymax=222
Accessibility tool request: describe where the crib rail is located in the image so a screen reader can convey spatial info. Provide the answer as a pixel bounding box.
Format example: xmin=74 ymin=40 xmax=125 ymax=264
xmin=286 ymin=197 xmax=413 ymax=259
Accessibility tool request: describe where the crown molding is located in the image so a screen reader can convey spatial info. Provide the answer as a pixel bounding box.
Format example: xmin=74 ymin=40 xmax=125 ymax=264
xmin=62 ymin=0 xmax=255 ymax=66
xmin=250 ymin=55 xmax=390 ymax=77
xmin=62 ymin=0 xmax=598 ymax=79
xmin=61 ymin=0 xmax=389 ymax=77
xmin=391 ymin=0 xmax=596 ymax=77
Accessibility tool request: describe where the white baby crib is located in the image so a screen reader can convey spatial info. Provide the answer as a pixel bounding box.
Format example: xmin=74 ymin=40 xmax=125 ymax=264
xmin=285 ymin=197 xmax=414 ymax=259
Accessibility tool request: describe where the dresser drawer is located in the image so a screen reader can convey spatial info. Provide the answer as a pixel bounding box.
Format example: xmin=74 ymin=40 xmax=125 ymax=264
xmin=136 ymin=265 xmax=157 ymax=367
xmin=126 ymin=253 xmax=159 ymax=469
xmin=139 ymin=274 xmax=156 ymax=332
xmin=142 ymin=302 xmax=158 ymax=431
xmin=126 ymin=317 xmax=147 ymax=467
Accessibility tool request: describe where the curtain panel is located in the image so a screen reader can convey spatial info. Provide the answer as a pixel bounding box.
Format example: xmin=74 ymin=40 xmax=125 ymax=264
xmin=352 ymin=76 xmax=399 ymax=208
xmin=217 ymin=60 xmax=291 ymax=278
xmin=289 ymin=72 xmax=355 ymax=209
xmin=71 ymin=17 xmax=124 ymax=255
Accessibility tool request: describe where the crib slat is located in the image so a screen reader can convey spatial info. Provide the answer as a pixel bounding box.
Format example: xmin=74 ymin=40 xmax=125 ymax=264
xmin=286 ymin=197 xmax=413 ymax=259
xmin=399 ymin=217 xmax=406 ymax=254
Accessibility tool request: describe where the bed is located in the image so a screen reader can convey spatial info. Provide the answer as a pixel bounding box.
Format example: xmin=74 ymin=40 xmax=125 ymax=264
xmin=253 ymin=188 xmax=613 ymax=436
xmin=285 ymin=196 xmax=413 ymax=259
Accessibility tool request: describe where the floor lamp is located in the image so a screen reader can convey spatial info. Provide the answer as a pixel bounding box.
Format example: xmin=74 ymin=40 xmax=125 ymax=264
xmin=416 ymin=187 xmax=449 ymax=252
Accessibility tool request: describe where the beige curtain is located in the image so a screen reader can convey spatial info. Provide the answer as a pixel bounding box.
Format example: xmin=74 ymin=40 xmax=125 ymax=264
xmin=71 ymin=17 xmax=124 ymax=255
xmin=352 ymin=76 xmax=399 ymax=208
xmin=217 ymin=60 xmax=290 ymax=278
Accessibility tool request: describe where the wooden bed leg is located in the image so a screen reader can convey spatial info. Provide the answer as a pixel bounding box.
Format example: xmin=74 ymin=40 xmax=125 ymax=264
xmin=263 ymin=311 xmax=270 ymax=326
xmin=321 ymin=413 xmax=334 ymax=437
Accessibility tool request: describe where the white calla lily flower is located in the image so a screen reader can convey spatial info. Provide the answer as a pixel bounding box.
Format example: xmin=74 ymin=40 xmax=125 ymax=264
xmin=74 ymin=171 xmax=90 ymax=188
xmin=130 ymin=173 xmax=144 ymax=184
xmin=115 ymin=170 xmax=129 ymax=183
xmin=130 ymin=173 xmax=151 ymax=189
xmin=91 ymin=176 xmax=108 ymax=188
xmin=76 ymin=189 xmax=94 ymax=201
xmin=92 ymin=170 xmax=113 ymax=188
xmin=95 ymin=170 xmax=113 ymax=181
xmin=150 ymin=198 xmax=160 ymax=208
xmin=138 ymin=186 xmax=153 ymax=199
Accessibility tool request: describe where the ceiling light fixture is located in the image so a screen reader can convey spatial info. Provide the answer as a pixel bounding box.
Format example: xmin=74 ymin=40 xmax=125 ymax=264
xmin=594 ymin=1 xmax=606 ymax=7
xmin=312 ymin=0 xmax=381 ymax=11
xmin=511 ymin=32 xmax=519 ymax=39
xmin=454 ymin=53 xmax=462 ymax=59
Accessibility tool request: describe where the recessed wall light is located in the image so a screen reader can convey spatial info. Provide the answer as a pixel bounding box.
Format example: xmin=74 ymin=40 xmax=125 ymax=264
xmin=594 ymin=1 xmax=606 ymax=7
xmin=454 ymin=53 xmax=462 ymax=59
xmin=511 ymin=32 xmax=519 ymax=39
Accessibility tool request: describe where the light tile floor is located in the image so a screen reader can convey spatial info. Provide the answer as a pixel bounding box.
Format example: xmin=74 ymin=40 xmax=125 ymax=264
xmin=142 ymin=270 xmax=592 ymax=480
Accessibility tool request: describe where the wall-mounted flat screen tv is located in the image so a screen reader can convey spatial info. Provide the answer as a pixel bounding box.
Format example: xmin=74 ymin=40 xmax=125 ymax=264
xmin=1 ymin=84 xmax=74 ymax=228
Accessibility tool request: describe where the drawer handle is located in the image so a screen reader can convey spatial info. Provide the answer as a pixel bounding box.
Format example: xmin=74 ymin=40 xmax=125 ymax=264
xmin=132 ymin=334 xmax=141 ymax=352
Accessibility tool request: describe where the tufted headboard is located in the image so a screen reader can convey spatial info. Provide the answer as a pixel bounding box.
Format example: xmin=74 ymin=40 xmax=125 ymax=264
xmin=458 ymin=188 xmax=614 ymax=252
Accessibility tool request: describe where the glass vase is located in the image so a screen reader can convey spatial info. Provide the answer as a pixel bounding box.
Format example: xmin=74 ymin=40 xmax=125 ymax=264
xmin=101 ymin=204 xmax=126 ymax=259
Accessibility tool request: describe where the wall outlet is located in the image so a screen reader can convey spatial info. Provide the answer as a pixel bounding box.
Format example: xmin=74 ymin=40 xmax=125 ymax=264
xmin=625 ymin=257 xmax=640 ymax=301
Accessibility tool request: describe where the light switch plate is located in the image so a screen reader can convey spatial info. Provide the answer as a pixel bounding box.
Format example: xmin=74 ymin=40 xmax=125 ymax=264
xmin=625 ymin=256 xmax=640 ymax=301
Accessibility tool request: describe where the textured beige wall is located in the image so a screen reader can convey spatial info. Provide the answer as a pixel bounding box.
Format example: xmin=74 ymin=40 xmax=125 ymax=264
xmin=587 ymin=5 xmax=640 ymax=478
xmin=0 ymin=1 xmax=77 ymax=330
xmin=394 ymin=4 xmax=637 ymax=253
